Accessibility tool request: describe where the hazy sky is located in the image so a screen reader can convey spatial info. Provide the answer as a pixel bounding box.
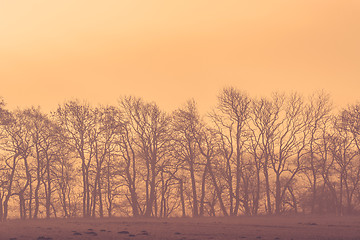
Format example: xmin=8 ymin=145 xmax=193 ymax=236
xmin=1 ymin=1 xmax=359 ymax=113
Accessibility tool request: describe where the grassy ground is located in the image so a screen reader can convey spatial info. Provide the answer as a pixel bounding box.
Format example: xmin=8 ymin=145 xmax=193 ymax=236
xmin=1 ymin=215 xmax=359 ymax=240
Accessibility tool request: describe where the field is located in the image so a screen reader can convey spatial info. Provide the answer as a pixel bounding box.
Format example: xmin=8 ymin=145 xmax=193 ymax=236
xmin=1 ymin=215 xmax=359 ymax=240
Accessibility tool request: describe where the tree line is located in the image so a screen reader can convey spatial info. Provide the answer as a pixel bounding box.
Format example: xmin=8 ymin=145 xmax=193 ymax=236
xmin=1 ymin=88 xmax=360 ymax=220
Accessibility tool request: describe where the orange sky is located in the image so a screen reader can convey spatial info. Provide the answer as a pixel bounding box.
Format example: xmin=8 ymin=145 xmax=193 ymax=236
xmin=1 ymin=1 xmax=360 ymax=113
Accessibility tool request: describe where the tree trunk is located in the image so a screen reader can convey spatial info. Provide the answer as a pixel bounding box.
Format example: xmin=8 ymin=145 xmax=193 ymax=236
xmin=275 ymin=173 xmax=281 ymax=215
xmin=199 ymin=164 xmax=207 ymax=216
xmin=205 ymin=157 xmax=228 ymax=216
xmin=179 ymin=179 xmax=186 ymax=217
xmin=189 ymin=162 xmax=199 ymax=217
xmin=264 ymin=156 xmax=272 ymax=214
xmin=46 ymin=154 xmax=51 ymax=218
xmin=98 ymin=172 xmax=103 ymax=218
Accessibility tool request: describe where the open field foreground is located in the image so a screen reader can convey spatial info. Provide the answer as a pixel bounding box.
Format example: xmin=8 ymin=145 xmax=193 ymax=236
xmin=1 ymin=216 xmax=360 ymax=240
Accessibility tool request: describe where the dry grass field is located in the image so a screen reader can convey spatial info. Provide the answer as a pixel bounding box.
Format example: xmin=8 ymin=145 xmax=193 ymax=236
xmin=1 ymin=215 xmax=360 ymax=240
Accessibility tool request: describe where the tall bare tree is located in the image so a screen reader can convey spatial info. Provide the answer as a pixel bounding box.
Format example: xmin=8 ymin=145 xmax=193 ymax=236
xmin=55 ymin=100 xmax=97 ymax=217
xmin=213 ymin=87 xmax=251 ymax=215
xmin=172 ymin=100 xmax=202 ymax=217
xmin=121 ymin=96 xmax=170 ymax=216
xmin=302 ymin=91 xmax=332 ymax=213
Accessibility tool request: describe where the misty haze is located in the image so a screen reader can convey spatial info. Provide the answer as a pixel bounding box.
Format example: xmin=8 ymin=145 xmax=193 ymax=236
xmin=1 ymin=1 xmax=360 ymax=240
xmin=1 ymin=90 xmax=360 ymax=239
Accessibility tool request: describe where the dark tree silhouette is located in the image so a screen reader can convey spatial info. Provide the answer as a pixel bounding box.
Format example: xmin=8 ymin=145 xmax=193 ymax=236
xmin=1 ymin=90 xmax=360 ymax=220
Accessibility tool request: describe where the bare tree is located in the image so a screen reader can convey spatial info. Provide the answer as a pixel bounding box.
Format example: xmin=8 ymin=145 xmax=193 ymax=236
xmin=116 ymin=99 xmax=142 ymax=216
xmin=269 ymin=93 xmax=308 ymax=214
xmin=0 ymin=102 xmax=16 ymax=221
xmin=212 ymin=87 xmax=250 ymax=215
xmin=121 ymin=96 xmax=170 ymax=216
xmin=247 ymin=96 xmax=281 ymax=214
xmin=196 ymin=125 xmax=228 ymax=216
xmin=55 ymin=100 xmax=97 ymax=217
xmin=302 ymin=91 xmax=332 ymax=213
xmin=1 ymin=110 xmax=34 ymax=219
xmin=328 ymin=116 xmax=358 ymax=215
xmin=89 ymin=106 xmax=121 ymax=217
xmin=172 ymin=100 xmax=202 ymax=217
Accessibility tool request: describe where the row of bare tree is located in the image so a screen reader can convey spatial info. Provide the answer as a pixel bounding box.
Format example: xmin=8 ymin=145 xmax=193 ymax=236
xmin=1 ymin=88 xmax=360 ymax=220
